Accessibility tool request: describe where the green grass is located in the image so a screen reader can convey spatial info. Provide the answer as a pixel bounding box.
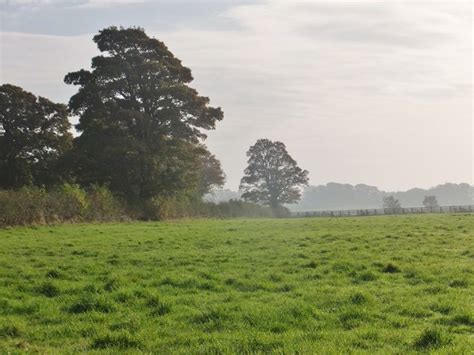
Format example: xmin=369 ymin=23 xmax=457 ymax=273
xmin=0 ymin=214 xmax=473 ymax=353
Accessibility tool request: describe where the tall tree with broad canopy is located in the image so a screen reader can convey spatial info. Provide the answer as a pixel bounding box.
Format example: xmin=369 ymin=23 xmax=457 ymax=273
xmin=64 ymin=26 xmax=223 ymax=202
xmin=239 ymin=139 xmax=308 ymax=207
xmin=0 ymin=84 xmax=72 ymax=188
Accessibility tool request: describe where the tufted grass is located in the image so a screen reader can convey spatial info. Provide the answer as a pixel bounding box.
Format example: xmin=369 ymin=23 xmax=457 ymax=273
xmin=0 ymin=214 xmax=473 ymax=353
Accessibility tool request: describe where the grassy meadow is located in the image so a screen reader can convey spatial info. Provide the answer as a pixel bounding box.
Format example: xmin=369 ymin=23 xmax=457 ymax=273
xmin=0 ymin=214 xmax=473 ymax=353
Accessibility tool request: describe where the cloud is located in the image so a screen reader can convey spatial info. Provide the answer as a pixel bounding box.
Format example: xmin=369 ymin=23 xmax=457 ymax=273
xmin=0 ymin=0 xmax=252 ymax=35
xmin=0 ymin=0 xmax=472 ymax=190
xmin=1 ymin=0 xmax=139 ymax=7
xmin=73 ymin=0 xmax=149 ymax=8
xmin=0 ymin=31 xmax=96 ymax=102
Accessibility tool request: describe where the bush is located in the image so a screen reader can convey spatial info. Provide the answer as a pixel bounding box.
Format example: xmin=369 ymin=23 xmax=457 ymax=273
xmin=0 ymin=187 xmax=47 ymax=226
xmin=85 ymin=185 xmax=124 ymax=221
xmin=0 ymin=187 xmax=289 ymax=226
xmin=46 ymin=184 xmax=88 ymax=221
xmin=0 ymin=184 xmax=124 ymax=227
xmin=146 ymin=196 xmax=287 ymax=220
xmin=148 ymin=195 xmax=197 ymax=220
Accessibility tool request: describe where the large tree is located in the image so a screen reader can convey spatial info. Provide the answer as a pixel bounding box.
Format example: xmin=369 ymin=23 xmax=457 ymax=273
xmin=64 ymin=26 xmax=223 ymax=202
xmin=239 ymin=139 xmax=308 ymax=207
xmin=0 ymin=84 xmax=72 ymax=188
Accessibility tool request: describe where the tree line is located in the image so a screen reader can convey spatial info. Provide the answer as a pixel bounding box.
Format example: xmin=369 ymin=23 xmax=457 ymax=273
xmin=284 ymin=182 xmax=473 ymax=211
xmin=0 ymin=26 xmax=308 ymax=221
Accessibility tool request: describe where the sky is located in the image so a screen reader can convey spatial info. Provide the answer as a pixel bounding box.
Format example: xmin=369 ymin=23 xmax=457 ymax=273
xmin=0 ymin=0 xmax=472 ymax=191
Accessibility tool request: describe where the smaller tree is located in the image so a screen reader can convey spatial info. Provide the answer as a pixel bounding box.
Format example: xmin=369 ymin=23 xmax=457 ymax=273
xmin=0 ymin=84 xmax=72 ymax=188
xmin=239 ymin=139 xmax=308 ymax=207
xmin=422 ymin=195 xmax=439 ymax=208
xmin=196 ymin=146 xmax=225 ymax=196
xmin=383 ymin=195 xmax=401 ymax=209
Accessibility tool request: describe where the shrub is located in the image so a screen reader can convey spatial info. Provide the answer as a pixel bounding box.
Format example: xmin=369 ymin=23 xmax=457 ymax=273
xmin=85 ymin=185 xmax=124 ymax=221
xmin=0 ymin=187 xmax=47 ymax=226
xmin=0 ymin=184 xmax=124 ymax=227
xmin=0 ymin=186 xmax=289 ymax=226
xmin=143 ymin=196 xmax=285 ymax=220
xmin=149 ymin=195 xmax=196 ymax=220
xmin=46 ymin=183 xmax=88 ymax=221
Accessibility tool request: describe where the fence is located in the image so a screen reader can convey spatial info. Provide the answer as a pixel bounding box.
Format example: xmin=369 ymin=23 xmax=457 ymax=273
xmin=290 ymin=205 xmax=474 ymax=218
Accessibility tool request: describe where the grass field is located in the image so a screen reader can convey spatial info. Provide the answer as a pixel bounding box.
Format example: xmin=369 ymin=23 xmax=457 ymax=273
xmin=0 ymin=215 xmax=473 ymax=353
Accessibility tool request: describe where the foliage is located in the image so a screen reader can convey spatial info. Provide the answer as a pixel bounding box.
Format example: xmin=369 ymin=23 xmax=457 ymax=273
xmin=0 ymin=215 xmax=472 ymax=352
xmin=211 ymin=200 xmax=287 ymax=218
xmin=86 ymin=185 xmax=126 ymax=221
xmin=423 ymin=195 xmax=439 ymax=208
xmin=0 ymin=185 xmax=124 ymax=227
xmin=0 ymin=84 xmax=72 ymax=189
xmin=196 ymin=146 xmax=225 ymax=195
xmin=47 ymin=183 xmax=89 ymax=221
xmin=64 ymin=26 xmax=223 ymax=202
xmin=0 ymin=187 xmax=285 ymax=226
xmin=0 ymin=186 xmax=48 ymax=226
xmin=240 ymin=139 xmax=308 ymax=207
xmin=139 ymin=195 xmax=285 ymax=220
xmin=383 ymin=195 xmax=401 ymax=209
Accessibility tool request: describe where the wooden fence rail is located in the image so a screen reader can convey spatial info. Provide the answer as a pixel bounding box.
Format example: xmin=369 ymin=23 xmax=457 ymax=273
xmin=290 ymin=205 xmax=474 ymax=218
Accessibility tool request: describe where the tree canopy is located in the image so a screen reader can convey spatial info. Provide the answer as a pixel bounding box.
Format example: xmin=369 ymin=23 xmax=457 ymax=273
xmin=197 ymin=146 xmax=225 ymax=196
xmin=422 ymin=195 xmax=439 ymax=208
xmin=383 ymin=195 xmax=401 ymax=209
xmin=0 ymin=84 xmax=72 ymax=188
xmin=64 ymin=26 xmax=223 ymax=202
xmin=239 ymin=139 xmax=308 ymax=207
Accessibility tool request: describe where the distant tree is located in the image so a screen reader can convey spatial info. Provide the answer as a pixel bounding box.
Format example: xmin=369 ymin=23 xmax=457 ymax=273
xmin=197 ymin=146 xmax=225 ymax=195
xmin=239 ymin=139 xmax=308 ymax=207
xmin=422 ymin=195 xmax=439 ymax=208
xmin=0 ymin=84 xmax=72 ymax=188
xmin=64 ymin=26 xmax=223 ymax=202
xmin=383 ymin=195 xmax=401 ymax=209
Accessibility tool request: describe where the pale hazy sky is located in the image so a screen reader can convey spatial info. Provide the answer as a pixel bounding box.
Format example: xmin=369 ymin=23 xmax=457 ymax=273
xmin=1 ymin=0 xmax=472 ymax=191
